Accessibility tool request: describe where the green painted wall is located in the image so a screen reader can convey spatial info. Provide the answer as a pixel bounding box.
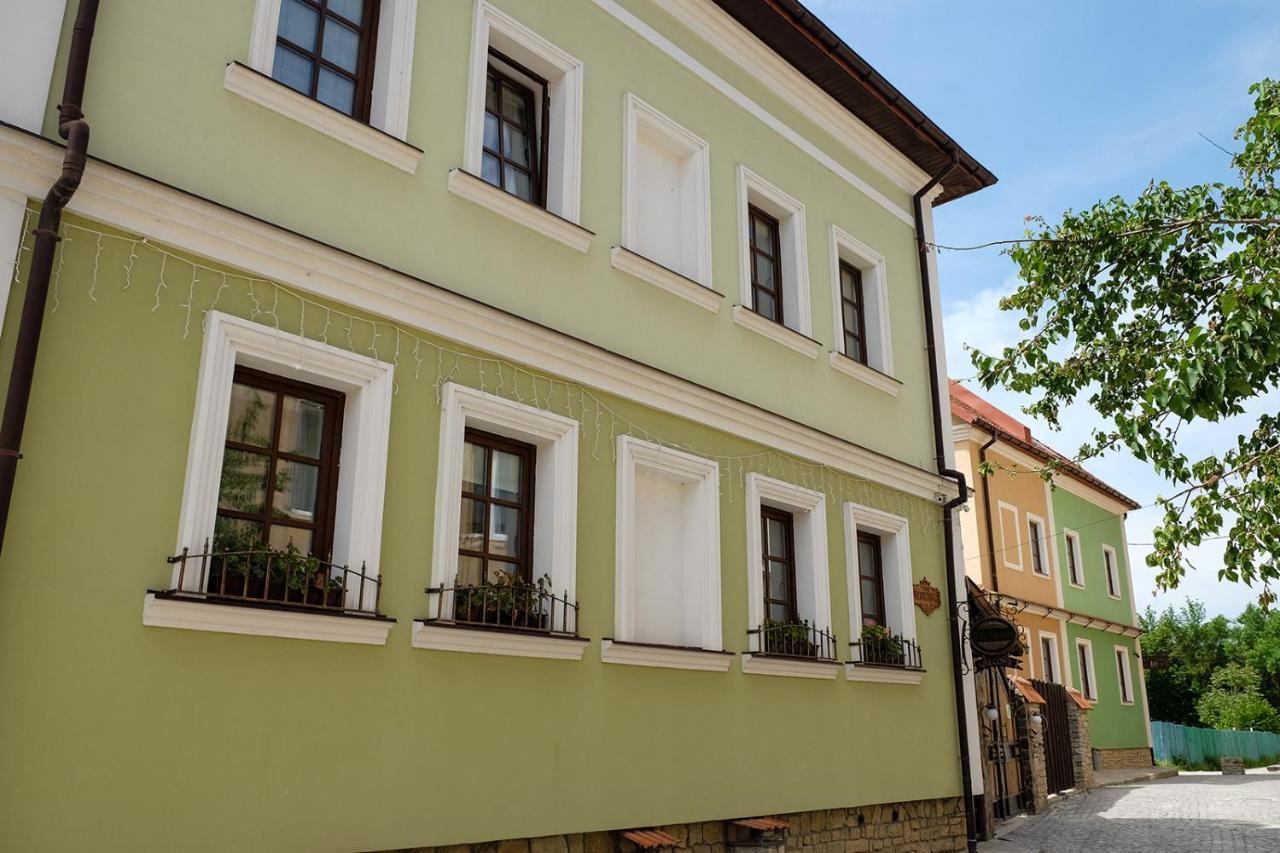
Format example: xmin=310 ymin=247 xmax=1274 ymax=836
xmin=1051 ymin=488 xmax=1133 ymax=628
xmin=0 ymin=220 xmax=963 ymax=852
xmin=1064 ymin=627 xmax=1148 ymax=750
xmin=40 ymin=0 xmax=940 ymax=475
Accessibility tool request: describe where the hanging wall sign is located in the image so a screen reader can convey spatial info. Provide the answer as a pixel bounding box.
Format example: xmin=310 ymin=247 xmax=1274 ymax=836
xmin=913 ymin=578 xmax=942 ymax=616
xmin=970 ymin=614 xmax=1022 ymax=663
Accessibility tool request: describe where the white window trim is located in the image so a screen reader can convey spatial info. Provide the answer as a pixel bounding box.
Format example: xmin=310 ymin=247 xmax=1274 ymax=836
xmin=828 ymin=225 xmax=893 ymax=374
xmin=742 ymin=473 xmax=834 ymax=679
xmin=149 ymin=311 xmax=395 ymax=644
xmin=843 ymin=503 xmax=920 ymax=685
xmin=612 ymin=436 xmax=723 ymax=661
xmin=621 ymin=92 xmax=713 ymax=288
xmin=417 ymin=383 xmax=579 ymax=657
xmin=1103 ymin=543 xmax=1122 ymax=600
xmin=1064 ymin=529 xmax=1085 ymax=589
xmin=1114 ymin=644 xmax=1135 ymax=705
xmin=1026 ymin=512 xmax=1051 ymax=578
xmin=610 ymin=247 xmax=723 ymax=313
xmin=1076 ymin=638 xmax=1097 ymax=701
xmin=447 ymin=169 xmax=594 ymax=254
xmin=997 ymin=500 xmax=1023 ymax=571
xmin=243 ymin=0 xmax=420 ymax=157
xmin=731 ymin=305 xmax=822 ymax=359
xmin=736 ymin=165 xmax=811 ymax=337
xmin=1038 ymin=631 xmax=1061 ymax=683
xmin=827 ymin=351 xmax=901 ymax=397
xmin=463 ymin=1 xmax=584 ymax=224
xmin=600 ymin=640 xmax=732 ymax=672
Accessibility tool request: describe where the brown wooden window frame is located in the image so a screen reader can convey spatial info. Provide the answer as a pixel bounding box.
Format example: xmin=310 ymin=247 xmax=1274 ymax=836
xmin=1078 ymin=642 xmax=1094 ymax=699
xmin=857 ymin=531 xmax=888 ymax=628
xmin=1028 ymin=517 xmax=1048 ymax=576
xmin=760 ymin=506 xmax=799 ymax=624
xmin=273 ymin=0 xmax=382 ymax=122
xmin=748 ymin=204 xmax=784 ymax=325
xmin=1116 ymin=649 xmax=1133 ymax=703
xmin=215 ymin=366 xmax=345 ymax=560
xmin=1040 ymin=636 xmax=1057 ymax=682
xmin=839 ymin=260 xmax=869 ymax=364
xmin=1104 ymin=547 xmax=1120 ymax=597
xmin=1065 ymin=532 xmax=1083 ymax=586
xmin=458 ymin=428 xmax=537 ymax=585
xmin=482 ymin=49 xmax=550 ymax=208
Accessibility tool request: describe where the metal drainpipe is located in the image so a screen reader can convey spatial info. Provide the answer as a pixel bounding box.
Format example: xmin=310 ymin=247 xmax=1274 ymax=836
xmin=0 ymin=0 xmax=101 ymax=556
xmin=914 ymin=148 xmax=980 ymax=853
xmin=978 ymin=433 xmax=1000 ymax=594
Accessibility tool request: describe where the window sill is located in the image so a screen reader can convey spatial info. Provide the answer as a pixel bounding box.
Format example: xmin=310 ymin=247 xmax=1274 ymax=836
xmin=142 ymin=592 xmax=394 ymax=645
xmin=740 ymin=653 xmax=839 ymax=680
xmin=731 ymin=306 xmax=821 ymax=359
xmin=844 ymin=663 xmax=924 ymax=685
xmin=827 ymin=352 xmax=901 ymax=397
xmin=411 ymin=620 xmax=588 ymax=660
xmin=448 ymin=169 xmax=594 ymax=254
xmin=223 ymin=62 xmax=423 ymax=174
xmin=601 ymin=639 xmax=733 ymax=672
xmin=1068 ymin=582 xmax=1086 ymax=590
xmin=610 ymin=247 xmax=722 ymax=314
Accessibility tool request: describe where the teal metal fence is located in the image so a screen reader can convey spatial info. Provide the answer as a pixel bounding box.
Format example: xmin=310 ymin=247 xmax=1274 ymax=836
xmin=1152 ymin=721 xmax=1280 ymax=765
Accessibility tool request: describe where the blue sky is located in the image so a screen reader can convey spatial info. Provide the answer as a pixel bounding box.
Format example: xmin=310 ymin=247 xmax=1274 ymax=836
xmin=813 ymin=1 xmax=1279 ymax=618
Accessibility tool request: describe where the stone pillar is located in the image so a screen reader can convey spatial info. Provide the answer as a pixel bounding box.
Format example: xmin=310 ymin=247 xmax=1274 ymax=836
xmin=1024 ymin=702 xmax=1049 ymax=814
xmin=1222 ymin=757 xmax=1245 ymax=775
xmin=1066 ymin=702 xmax=1095 ymax=789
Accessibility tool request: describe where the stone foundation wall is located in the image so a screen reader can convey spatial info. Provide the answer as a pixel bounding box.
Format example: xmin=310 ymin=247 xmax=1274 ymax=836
xmin=1066 ymin=703 xmax=1094 ymax=789
xmin=1096 ymin=747 xmax=1153 ymax=769
xmin=390 ymin=797 xmax=967 ymax=853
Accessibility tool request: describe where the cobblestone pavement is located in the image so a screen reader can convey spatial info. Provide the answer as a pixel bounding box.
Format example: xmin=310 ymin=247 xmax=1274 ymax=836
xmin=980 ymin=772 xmax=1280 ymax=852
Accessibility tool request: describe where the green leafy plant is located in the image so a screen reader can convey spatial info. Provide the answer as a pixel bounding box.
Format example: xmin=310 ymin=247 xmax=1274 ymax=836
xmin=969 ymin=78 xmax=1280 ymax=601
xmin=860 ymin=624 xmax=905 ymax=665
xmin=453 ymin=572 xmax=554 ymax=629
xmin=761 ymin=617 xmax=820 ymax=658
xmin=1196 ymin=663 xmax=1280 ymax=733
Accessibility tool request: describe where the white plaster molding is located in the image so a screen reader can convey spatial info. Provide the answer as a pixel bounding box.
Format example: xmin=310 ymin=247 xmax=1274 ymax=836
xmin=1114 ymin=643 xmax=1135 ymax=705
xmin=464 ymin=1 xmax=583 ymax=223
xmin=828 ymin=352 xmax=901 ymax=397
xmin=411 ymin=622 xmax=588 ymax=660
xmin=1102 ymin=543 xmax=1122 ymax=600
xmin=1052 ymin=468 xmax=1136 ymax=517
xmin=1037 ymin=630 xmax=1062 ymax=684
xmin=143 ymin=594 xmax=394 ymax=645
xmin=843 ymin=502 xmax=915 ymax=645
xmin=610 ymin=246 xmax=722 ymax=313
xmin=589 ymin=0 xmax=915 ymax=227
xmin=996 ymin=500 xmax=1023 ymax=571
xmin=736 ymin=165 xmax=812 ymax=337
xmin=1075 ymin=637 xmax=1098 ymax=701
xmin=173 ymin=311 xmax=394 ymax=612
xmin=745 ymin=473 xmax=832 ymax=639
xmin=844 ymin=664 xmax=923 ymax=685
xmin=732 ymin=306 xmax=821 ymax=359
xmin=600 ymin=640 xmax=732 ymax=672
xmin=431 ymin=383 xmax=579 ymax=625
xmin=223 ymin=63 xmax=422 ymax=174
xmin=741 ymin=654 xmax=838 ymax=680
xmin=828 ymin=224 xmax=894 ymax=376
xmin=1063 ymin=529 xmax=1085 ymax=589
xmin=1026 ymin=512 xmax=1052 ymax=579
xmin=448 ymin=169 xmax=593 ymax=254
xmin=0 ymin=127 xmax=959 ymax=504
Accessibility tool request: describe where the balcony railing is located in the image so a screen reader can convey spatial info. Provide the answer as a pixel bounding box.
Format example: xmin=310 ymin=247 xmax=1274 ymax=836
xmin=158 ymin=541 xmax=382 ymax=616
xmin=423 ymin=577 xmax=579 ymax=637
xmin=747 ymin=619 xmax=839 ymax=662
xmin=849 ymin=631 xmax=924 ymax=670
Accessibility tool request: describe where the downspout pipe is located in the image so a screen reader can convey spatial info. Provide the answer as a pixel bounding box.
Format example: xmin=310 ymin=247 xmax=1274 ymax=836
xmin=978 ymin=433 xmax=1000 ymax=594
xmin=914 ymin=148 xmax=980 ymax=853
xmin=0 ymin=0 xmax=101 ymax=556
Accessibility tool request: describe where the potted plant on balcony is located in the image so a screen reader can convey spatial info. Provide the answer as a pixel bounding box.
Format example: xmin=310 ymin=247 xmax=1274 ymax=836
xmin=453 ymin=572 xmax=552 ymax=630
xmin=761 ymin=618 xmax=819 ymax=658
xmin=860 ymin=624 xmax=906 ymax=666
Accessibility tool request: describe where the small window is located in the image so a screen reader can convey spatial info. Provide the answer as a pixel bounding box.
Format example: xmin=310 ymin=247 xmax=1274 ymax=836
xmin=749 ymin=205 xmax=784 ymax=324
xmin=1104 ymin=546 xmax=1121 ymax=598
xmin=457 ymin=429 xmax=536 ymax=586
xmin=1115 ymin=647 xmax=1134 ymax=704
xmin=1028 ymin=517 xmax=1048 ymax=576
xmin=839 ymin=261 xmax=868 ymax=364
xmin=857 ymin=532 xmax=886 ymax=628
xmin=272 ymin=0 xmax=380 ymax=119
xmin=761 ymin=507 xmax=798 ymax=624
xmin=212 ymin=368 xmax=344 ymax=595
xmin=481 ymin=52 xmax=547 ymax=206
xmin=1040 ymin=635 xmax=1059 ymax=683
xmin=1065 ymin=531 xmax=1084 ymax=586
xmin=1077 ymin=640 xmax=1096 ymax=700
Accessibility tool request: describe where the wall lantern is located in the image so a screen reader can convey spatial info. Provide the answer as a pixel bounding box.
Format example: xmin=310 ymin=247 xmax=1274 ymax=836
xmin=1030 ymin=713 xmax=1043 ymax=727
xmin=983 ymin=705 xmax=999 ymax=722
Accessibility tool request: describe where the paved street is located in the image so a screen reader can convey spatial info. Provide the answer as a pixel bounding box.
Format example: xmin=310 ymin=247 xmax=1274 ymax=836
xmin=981 ymin=772 xmax=1280 ymax=852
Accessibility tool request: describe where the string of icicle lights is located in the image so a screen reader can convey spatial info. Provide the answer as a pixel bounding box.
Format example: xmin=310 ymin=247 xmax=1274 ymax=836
xmin=7 ymin=210 xmax=946 ymax=530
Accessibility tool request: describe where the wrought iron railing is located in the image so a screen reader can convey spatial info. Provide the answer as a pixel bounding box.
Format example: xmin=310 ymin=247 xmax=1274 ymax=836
xmin=747 ymin=620 xmax=839 ymax=662
xmin=849 ymin=632 xmax=924 ymax=670
xmin=423 ymin=578 xmax=579 ymax=636
xmin=159 ymin=541 xmax=382 ymax=616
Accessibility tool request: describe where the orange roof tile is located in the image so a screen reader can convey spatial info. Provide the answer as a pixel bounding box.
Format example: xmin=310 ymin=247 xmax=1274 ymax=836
xmin=622 ymin=830 xmax=681 ymax=849
xmin=734 ymin=817 xmax=790 ymax=831
xmin=1010 ymin=675 xmax=1046 ymax=705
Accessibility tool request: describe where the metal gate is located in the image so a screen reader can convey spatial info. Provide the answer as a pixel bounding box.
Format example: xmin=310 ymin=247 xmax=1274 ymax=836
xmin=983 ymin=668 xmax=1032 ymax=820
xmin=1032 ymin=678 xmax=1076 ymax=795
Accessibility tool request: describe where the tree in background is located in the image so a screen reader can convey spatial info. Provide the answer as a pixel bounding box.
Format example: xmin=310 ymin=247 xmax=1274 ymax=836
xmin=1196 ymin=663 xmax=1280 ymax=733
xmin=971 ymin=79 xmax=1280 ymax=601
xmin=1233 ymin=603 xmax=1280 ymax=710
xmin=1141 ymin=601 xmax=1231 ymax=726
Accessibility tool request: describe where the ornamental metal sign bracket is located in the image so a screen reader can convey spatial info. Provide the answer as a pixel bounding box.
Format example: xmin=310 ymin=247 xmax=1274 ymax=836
xmin=959 ymin=587 xmax=1027 ymax=673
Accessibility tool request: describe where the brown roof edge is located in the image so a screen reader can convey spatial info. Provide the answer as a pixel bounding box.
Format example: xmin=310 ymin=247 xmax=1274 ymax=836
xmin=709 ymin=0 xmax=997 ymax=204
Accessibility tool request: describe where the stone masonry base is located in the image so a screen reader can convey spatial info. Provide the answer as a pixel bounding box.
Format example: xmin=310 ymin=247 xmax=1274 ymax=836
xmin=1096 ymin=747 xmax=1154 ymax=770
xmin=389 ymin=797 xmax=967 ymax=853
